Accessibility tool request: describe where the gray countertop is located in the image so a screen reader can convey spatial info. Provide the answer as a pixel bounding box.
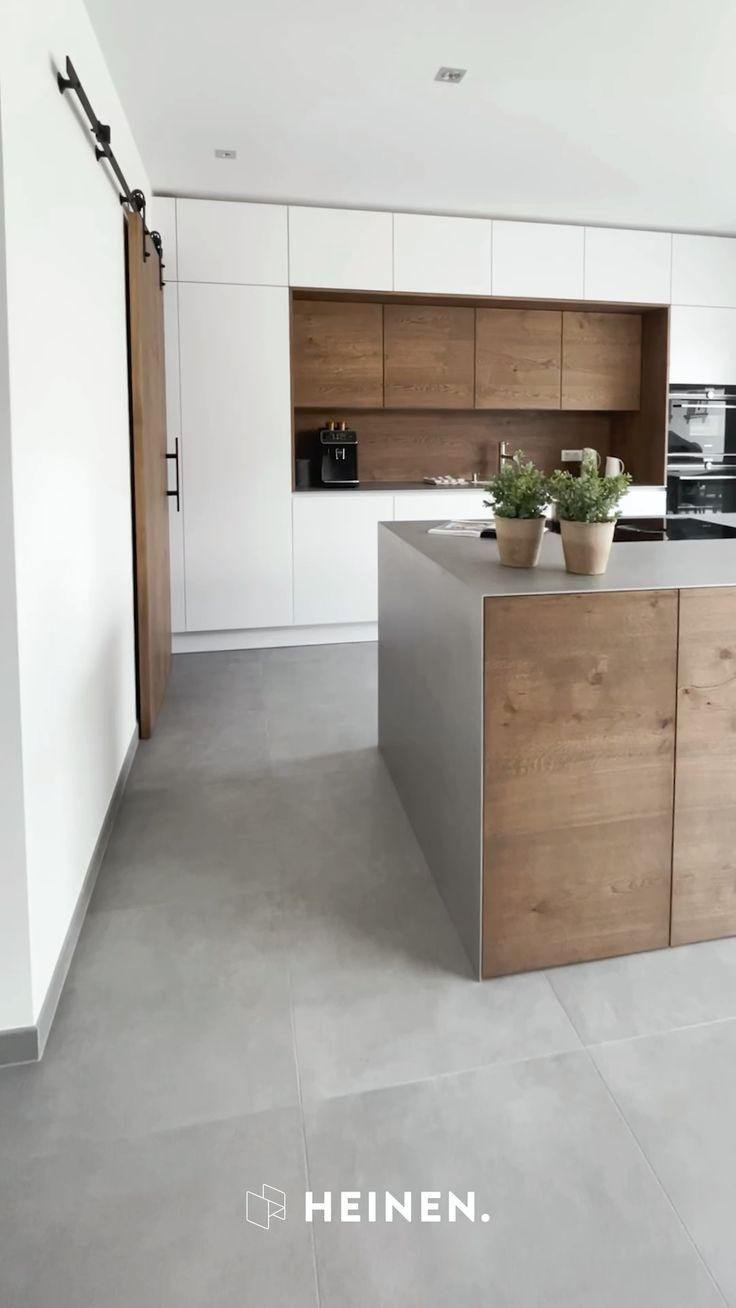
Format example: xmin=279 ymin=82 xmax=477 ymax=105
xmin=382 ymin=520 xmax=736 ymax=597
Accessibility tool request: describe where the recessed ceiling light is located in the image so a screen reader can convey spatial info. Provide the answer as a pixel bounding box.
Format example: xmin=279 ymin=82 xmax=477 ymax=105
xmin=214 ymin=148 xmax=237 ymax=159
xmin=435 ymin=67 xmax=467 ymax=83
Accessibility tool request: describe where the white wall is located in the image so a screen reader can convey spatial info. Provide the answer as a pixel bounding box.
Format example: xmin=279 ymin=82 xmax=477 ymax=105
xmin=0 ymin=103 xmax=33 ymax=1032
xmin=0 ymin=0 xmax=150 ymax=1020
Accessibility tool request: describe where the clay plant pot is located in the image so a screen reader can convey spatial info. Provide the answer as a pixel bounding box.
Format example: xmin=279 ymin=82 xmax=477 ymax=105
xmin=559 ymin=518 xmax=616 ymax=575
xmin=494 ymin=516 xmax=545 ymax=568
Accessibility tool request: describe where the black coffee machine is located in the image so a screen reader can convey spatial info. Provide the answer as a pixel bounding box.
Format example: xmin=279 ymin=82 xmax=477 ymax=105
xmin=320 ymin=421 xmax=358 ymax=486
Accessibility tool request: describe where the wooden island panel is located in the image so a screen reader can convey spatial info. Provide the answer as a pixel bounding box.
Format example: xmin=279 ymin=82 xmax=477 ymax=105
xmin=482 ymin=590 xmax=677 ymax=977
xmin=672 ymin=587 xmax=736 ymax=946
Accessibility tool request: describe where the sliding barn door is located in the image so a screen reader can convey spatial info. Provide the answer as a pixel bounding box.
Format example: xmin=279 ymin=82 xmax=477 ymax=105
xmin=125 ymin=210 xmax=171 ymax=737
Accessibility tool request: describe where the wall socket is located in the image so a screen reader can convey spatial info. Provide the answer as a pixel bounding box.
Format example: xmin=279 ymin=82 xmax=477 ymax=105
xmin=561 ymin=449 xmax=584 ymax=462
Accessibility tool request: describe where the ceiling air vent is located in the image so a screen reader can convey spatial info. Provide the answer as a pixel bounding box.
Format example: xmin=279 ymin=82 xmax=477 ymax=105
xmin=435 ymin=67 xmax=467 ymax=83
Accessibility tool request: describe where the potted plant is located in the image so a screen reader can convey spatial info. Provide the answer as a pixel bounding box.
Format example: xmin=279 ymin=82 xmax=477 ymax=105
xmin=549 ymin=467 xmax=632 ymax=575
xmin=483 ymin=451 xmax=550 ymax=568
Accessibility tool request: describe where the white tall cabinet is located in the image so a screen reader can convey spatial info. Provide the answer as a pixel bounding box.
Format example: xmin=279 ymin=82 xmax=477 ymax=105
xmin=178 ymin=282 xmax=293 ymax=631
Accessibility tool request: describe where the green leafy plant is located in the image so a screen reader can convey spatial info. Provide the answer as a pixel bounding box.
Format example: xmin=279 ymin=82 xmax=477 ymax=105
xmin=549 ymin=469 xmax=632 ymax=523
xmin=483 ymin=450 xmax=550 ymax=519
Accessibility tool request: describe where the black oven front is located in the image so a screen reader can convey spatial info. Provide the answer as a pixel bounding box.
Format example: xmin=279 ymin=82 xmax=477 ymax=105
xmin=668 ymin=384 xmax=736 ymax=513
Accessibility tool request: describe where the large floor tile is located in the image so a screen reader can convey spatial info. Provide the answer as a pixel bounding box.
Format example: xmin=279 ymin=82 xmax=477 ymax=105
xmin=303 ymin=1052 xmax=723 ymax=1308
xmin=593 ymin=1019 xmax=736 ymax=1304
xmin=128 ymin=709 xmax=270 ymax=788
xmin=271 ymin=753 xmax=424 ymax=884
xmin=0 ymin=896 xmax=298 ymax=1159
xmin=548 ymin=937 xmax=736 ymax=1044
xmin=269 ymin=755 xmax=580 ymax=1099
xmin=91 ymin=778 xmax=283 ymax=911
xmin=0 ymin=1107 xmax=317 ymax=1308
xmin=288 ymin=861 xmax=580 ymax=1099
xmin=167 ymin=649 xmax=265 ymax=700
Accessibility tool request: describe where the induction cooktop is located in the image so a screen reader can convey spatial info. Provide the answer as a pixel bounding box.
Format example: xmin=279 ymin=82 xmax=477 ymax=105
xmin=549 ymin=516 xmax=736 ymax=542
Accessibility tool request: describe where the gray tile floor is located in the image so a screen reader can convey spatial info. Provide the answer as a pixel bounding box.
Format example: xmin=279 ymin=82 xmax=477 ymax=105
xmin=2 ymin=643 xmax=736 ymax=1305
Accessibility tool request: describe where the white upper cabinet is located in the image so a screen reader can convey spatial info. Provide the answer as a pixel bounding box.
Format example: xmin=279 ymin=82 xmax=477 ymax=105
xmin=492 ymin=221 xmax=584 ymax=299
xmin=393 ymin=214 xmax=492 ymax=296
xmin=672 ymin=235 xmax=736 ymax=308
xmin=288 ymin=206 xmax=393 ymax=291
xmin=176 ymin=199 xmax=288 ymax=285
xmin=148 ymin=195 xmax=178 ymax=279
xmin=584 ymin=228 xmax=672 ymax=304
xmin=669 ymin=307 xmax=736 ymax=383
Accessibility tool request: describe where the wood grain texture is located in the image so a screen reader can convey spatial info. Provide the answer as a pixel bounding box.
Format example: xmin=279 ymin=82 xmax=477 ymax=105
xmin=610 ymin=309 xmax=669 ymax=486
xmin=561 ymin=311 xmax=642 ymax=411
xmin=672 ymin=587 xmax=736 ymax=946
xmin=125 ymin=212 xmax=171 ymax=738
xmin=294 ymin=409 xmax=612 ymax=483
xmin=482 ymin=590 xmax=677 ymax=977
xmin=384 ymin=304 xmax=474 ymax=408
xmin=292 ymin=299 xmax=383 ymax=407
xmin=475 ymin=308 xmax=562 ymax=409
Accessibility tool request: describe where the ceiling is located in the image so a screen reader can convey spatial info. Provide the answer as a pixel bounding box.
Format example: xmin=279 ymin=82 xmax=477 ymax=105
xmin=84 ymin=0 xmax=736 ymax=234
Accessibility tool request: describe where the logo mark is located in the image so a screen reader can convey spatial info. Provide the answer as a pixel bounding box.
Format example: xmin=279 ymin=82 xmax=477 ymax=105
xmin=245 ymin=1184 xmax=286 ymax=1230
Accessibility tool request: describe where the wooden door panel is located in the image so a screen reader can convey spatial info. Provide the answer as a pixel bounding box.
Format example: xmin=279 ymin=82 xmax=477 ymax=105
xmin=125 ymin=211 xmax=171 ymax=737
xmin=672 ymin=587 xmax=736 ymax=945
xmin=482 ymin=590 xmax=677 ymax=977
xmin=384 ymin=304 xmax=474 ymax=408
xmin=291 ymin=299 xmax=383 ymax=408
xmin=475 ymin=308 xmax=562 ymax=410
xmin=561 ymin=311 xmax=642 ymax=410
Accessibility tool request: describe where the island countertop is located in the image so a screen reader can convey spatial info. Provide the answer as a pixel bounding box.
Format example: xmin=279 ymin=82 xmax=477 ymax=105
xmin=382 ymin=519 xmax=736 ymax=598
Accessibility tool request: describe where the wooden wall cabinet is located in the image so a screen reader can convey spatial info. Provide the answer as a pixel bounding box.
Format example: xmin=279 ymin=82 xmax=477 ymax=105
xmin=561 ymin=311 xmax=642 ymax=410
xmin=383 ymin=305 xmax=474 ymax=408
xmin=292 ymin=300 xmax=383 ymax=408
xmin=672 ymin=587 xmax=736 ymax=946
xmin=475 ymin=308 xmax=562 ymax=410
xmin=483 ymin=590 xmax=677 ymax=976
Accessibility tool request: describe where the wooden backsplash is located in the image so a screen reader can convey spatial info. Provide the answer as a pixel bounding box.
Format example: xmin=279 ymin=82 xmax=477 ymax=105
xmin=294 ymin=409 xmax=614 ymax=483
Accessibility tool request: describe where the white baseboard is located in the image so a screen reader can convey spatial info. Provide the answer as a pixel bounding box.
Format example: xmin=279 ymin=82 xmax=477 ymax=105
xmin=172 ymin=622 xmax=378 ymax=654
xmin=0 ymin=726 xmax=138 ymax=1068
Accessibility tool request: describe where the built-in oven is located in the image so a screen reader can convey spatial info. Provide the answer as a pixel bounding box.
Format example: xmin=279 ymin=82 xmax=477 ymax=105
xmin=668 ymin=384 xmax=736 ymax=513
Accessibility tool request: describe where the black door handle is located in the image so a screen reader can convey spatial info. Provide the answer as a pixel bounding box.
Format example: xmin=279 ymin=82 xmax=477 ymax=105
xmin=166 ymin=437 xmax=180 ymax=512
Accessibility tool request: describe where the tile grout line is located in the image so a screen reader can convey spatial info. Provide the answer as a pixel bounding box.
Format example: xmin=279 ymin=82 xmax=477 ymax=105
xmin=583 ymin=1046 xmax=730 ymax=1306
xmin=286 ymin=960 xmax=324 ymax=1308
xmin=299 ymin=1041 xmax=589 ymax=1114
xmin=539 ymin=969 xmax=586 ymax=1048
xmin=545 ymin=965 xmax=736 ymax=1051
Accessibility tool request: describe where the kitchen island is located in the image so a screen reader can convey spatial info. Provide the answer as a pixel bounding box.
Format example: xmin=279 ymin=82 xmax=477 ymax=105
xmin=378 ymin=522 xmax=736 ymax=979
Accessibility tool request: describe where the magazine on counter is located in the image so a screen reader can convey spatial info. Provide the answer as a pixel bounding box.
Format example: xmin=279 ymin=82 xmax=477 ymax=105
xmin=428 ymin=520 xmax=496 ymax=538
